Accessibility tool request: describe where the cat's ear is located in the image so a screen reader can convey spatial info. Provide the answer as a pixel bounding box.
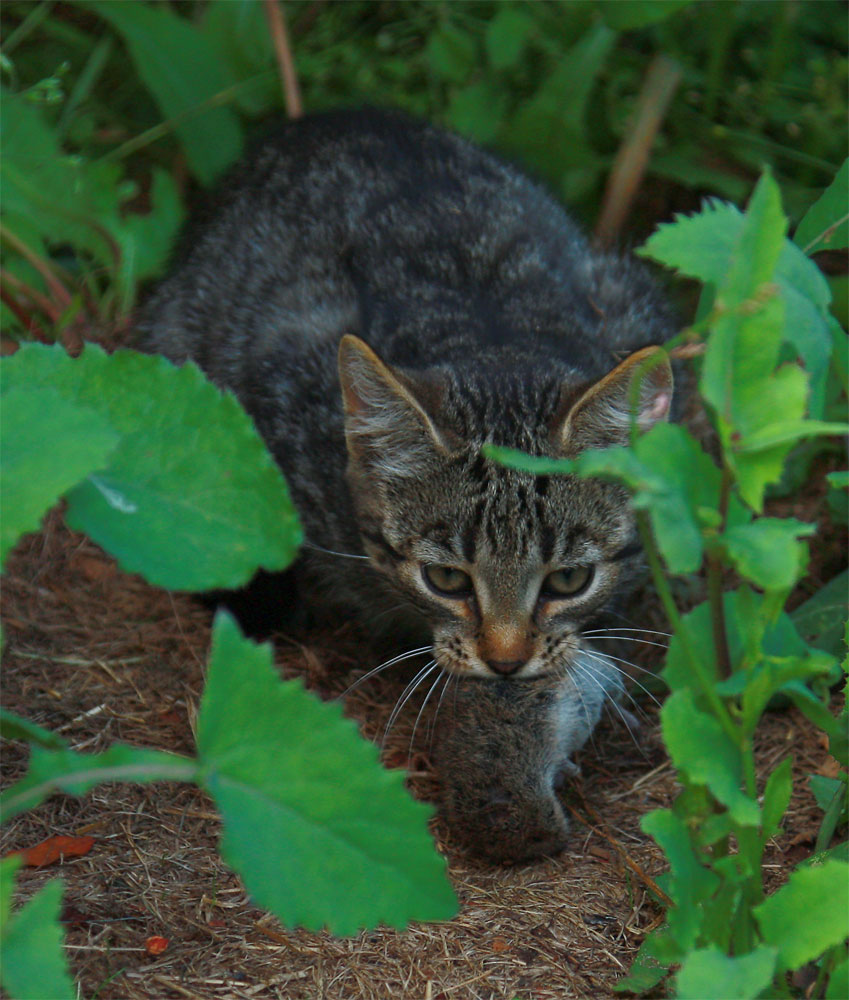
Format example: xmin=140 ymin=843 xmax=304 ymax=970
xmin=338 ymin=334 xmax=454 ymax=476
xmin=556 ymin=346 xmax=672 ymax=455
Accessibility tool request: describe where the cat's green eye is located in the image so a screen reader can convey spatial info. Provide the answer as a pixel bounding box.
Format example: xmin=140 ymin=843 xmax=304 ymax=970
xmin=541 ymin=566 xmax=593 ymax=599
xmin=423 ymin=565 xmax=474 ymax=597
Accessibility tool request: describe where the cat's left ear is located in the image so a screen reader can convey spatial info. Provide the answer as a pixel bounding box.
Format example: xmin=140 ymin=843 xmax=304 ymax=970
xmin=555 ymin=346 xmax=673 ymax=455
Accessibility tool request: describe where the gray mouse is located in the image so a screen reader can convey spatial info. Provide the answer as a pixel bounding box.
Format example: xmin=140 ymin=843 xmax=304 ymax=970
xmin=434 ymin=649 xmax=624 ymax=863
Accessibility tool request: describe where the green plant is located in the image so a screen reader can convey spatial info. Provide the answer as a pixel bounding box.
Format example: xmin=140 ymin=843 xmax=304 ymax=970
xmin=487 ymin=165 xmax=849 ymax=997
xmin=0 ymin=345 xmax=457 ymax=999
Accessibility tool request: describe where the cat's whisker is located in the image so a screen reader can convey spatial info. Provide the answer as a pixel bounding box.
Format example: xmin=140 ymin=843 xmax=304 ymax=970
xmin=381 ymin=660 xmax=437 ymax=749
xmin=582 ymin=649 xmax=663 ymax=710
xmin=428 ymin=672 xmax=455 ymax=752
xmin=583 ymin=633 xmax=669 ymax=651
xmin=571 ymin=661 xmax=646 ymax=754
xmin=303 ymin=539 xmax=370 ymax=562
xmin=408 ymin=669 xmax=446 ymax=764
xmin=583 ymin=626 xmax=671 ymax=639
xmin=336 ymin=645 xmax=432 ymax=700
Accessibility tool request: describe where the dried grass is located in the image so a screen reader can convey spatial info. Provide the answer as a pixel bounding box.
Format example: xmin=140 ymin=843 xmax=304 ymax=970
xmin=0 ymin=512 xmax=837 ymax=1000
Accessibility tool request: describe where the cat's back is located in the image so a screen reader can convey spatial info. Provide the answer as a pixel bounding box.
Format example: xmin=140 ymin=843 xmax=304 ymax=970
xmin=138 ymin=108 xmax=667 ymax=381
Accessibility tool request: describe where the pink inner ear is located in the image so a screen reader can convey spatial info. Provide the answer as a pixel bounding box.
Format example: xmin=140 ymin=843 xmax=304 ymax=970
xmin=641 ymin=390 xmax=671 ymax=426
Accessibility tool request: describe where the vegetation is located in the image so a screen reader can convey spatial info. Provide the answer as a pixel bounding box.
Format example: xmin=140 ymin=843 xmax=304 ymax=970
xmin=0 ymin=2 xmax=846 ymax=998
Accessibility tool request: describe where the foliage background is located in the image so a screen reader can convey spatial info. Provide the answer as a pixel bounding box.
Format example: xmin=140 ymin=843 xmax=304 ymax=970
xmin=1 ymin=0 xmax=847 ymax=342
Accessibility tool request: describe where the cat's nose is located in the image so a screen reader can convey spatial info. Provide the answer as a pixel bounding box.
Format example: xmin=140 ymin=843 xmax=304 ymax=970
xmin=486 ymin=658 xmax=525 ymax=675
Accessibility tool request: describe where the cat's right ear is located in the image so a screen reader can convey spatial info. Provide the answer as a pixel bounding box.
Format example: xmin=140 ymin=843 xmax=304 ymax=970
xmin=338 ymin=335 xmax=454 ymax=476
xmin=555 ymin=346 xmax=673 ymax=455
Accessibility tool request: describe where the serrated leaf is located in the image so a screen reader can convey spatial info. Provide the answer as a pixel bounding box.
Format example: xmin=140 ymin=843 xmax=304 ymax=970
xmin=755 ymin=860 xmax=849 ymax=969
xmin=0 ymin=744 xmax=196 ymax=822
xmin=1 ymin=344 xmax=301 ymax=590
xmin=809 ymin=774 xmax=847 ymax=813
xmin=718 ymin=518 xmax=815 ymax=589
xmin=662 ymin=689 xmax=760 ymax=825
xmin=0 ymin=710 xmax=69 ymax=751
xmin=197 ymin=613 xmax=457 ymax=935
xmin=674 ymin=945 xmax=778 ymax=1000
xmin=485 ymin=8 xmax=533 ymax=69
xmin=0 ymin=877 xmax=74 ymax=1000
xmin=0 ymin=386 xmax=117 ymax=566
xmin=84 ymin=1 xmax=243 ymax=185
xmin=795 ymin=158 xmax=849 ymax=255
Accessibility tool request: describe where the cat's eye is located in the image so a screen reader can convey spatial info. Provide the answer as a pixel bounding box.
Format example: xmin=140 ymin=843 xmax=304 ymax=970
xmin=541 ymin=566 xmax=593 ymax=599
xmin=422 ymin=565 xmax=474 ymax=597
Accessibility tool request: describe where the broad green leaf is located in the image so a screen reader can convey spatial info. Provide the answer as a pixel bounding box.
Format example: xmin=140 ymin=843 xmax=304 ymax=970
xmin=642 ymin=809 xmax=719 ymax=950
xmin=614 ymin=938 xmax=671 ymax=993
xmin=447 ymin=80 xmax=506 ymax=143
xmin=662 ymin=689 xmax=760 ymax=825
xmin=598 ymin=0 xmax=693 ymax=29
xmin=718 ymin=518 xmax=815 ymax=589
xmin=85 ymin=0 xmax=243 ymax=185
xmin=0 ymin=877 xmax=74 ymax=1000
xmin=721 ymin=170 xmax=787 ymax=308
xmin=761 ymin=757 xmax=793 ymax=839
xmin=0 ymin=710 xmax=69 ymax=750
xmin=754 ymin=861 xmax=849 ymax=969
xmin=200 ymin=0 xmax=278 ymax=116
xmin=0 ymin=386 xmax=117 ymax=566
xmin=794 ymin=158 xmax=849 ymax=255
xmin=197 ymin=613 xmax=458 ymax=934
xmin=828 ymin=471 xmax=849 ymax=489
xmin=0 ymin=743 xmax=196 ymax=822
xmin=485 ymin=7 xmax=534 ymax=69
xmin=674 ymin=946 xmax=778 ymax=1000
xmin=1 ymin=344 xmax=301 ymax=590
xmin=791 ymin=570 xmax=849 ymax=658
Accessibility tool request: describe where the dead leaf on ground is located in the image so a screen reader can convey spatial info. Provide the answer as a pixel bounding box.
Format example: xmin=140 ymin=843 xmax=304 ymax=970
xmin=5 ymin=834 xmax=96 ymax=868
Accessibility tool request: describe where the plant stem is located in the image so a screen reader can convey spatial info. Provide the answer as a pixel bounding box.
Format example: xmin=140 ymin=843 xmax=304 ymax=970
xmin=708 ymin=465 xmax=734 ymax=679
xmin=636 ymin=512 xmax=739 ymax=744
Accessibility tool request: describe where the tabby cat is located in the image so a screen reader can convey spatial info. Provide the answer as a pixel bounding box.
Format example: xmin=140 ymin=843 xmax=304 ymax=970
xmin=139 ymin=109 xmax=674 ymax=856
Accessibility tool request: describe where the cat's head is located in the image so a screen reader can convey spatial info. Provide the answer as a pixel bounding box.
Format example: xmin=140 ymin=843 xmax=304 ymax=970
xmin=338 ymin=334 xmax=672 ymax=679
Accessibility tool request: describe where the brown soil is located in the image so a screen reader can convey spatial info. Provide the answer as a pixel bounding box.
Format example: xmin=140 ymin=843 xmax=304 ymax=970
xmin=0 ymin=511 xmax=840 ymax=1000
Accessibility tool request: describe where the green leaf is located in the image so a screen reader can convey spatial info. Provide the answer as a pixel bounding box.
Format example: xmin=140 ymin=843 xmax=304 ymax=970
xmin=761 ymin=757 xmax=793 ymax=839
xmin=0 ymin=710 xmax=68 ymax=751
xmin=485 ymin=7 xmax=534 ymax=69
xmin=718 ymin=518 xmax=815 ymax=589
xmin=0 ymin=744 xmax=196 ymax=822
xmin=662 ymin=689 xmax=760 ymax=825
xmin=1 ymin=856 xmax=21 ymax=930
xmin=0 ymin=877 xmax=74 ymax=1000
xmin=1 ymin=344 xmax=301 ymax=590
xmin=826 ymin=954 xmax=849 ymax=1000
xmin=794 ymin=158 xmax=849 ymax=255
xmin=791 ymin=570 xmax=849 ymax=658
xmin=426 ymin=25 xmax=476 ymax=83
xmin=642 ymin=808 xmax=719 ymax=950
xmin=0 ymin=386 xmax=117 ymax=566
xmin=674 ymin=946 xmax=778 ymax=1000
xmin=447 ymin=80 xmax=506 ymax=144
xmin=196 ymin=613 xmax=458 ymax=935
xmin=84 ymin=0 xmax=243 ymax=185
xmin=640 ymin=191 xmax=834 ymax=419
xmin=755 ymin=861 xmax=849 ymax=969
xmin=598 ymin=0 xmax=693 ymax=29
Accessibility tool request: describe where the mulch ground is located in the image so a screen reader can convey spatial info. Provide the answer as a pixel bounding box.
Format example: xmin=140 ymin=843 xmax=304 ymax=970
xmin=0 ymin=509 xmax=841 ymax=1000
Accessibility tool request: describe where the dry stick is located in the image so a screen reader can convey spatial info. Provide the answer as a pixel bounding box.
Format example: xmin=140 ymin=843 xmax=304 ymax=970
xmin=595 ymin=55 xmax=682 ymax=249
xmin=264 ymin=0 xmax=302 ymax=119
xmin=565 ymin=796 xmax=673 ymax=909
